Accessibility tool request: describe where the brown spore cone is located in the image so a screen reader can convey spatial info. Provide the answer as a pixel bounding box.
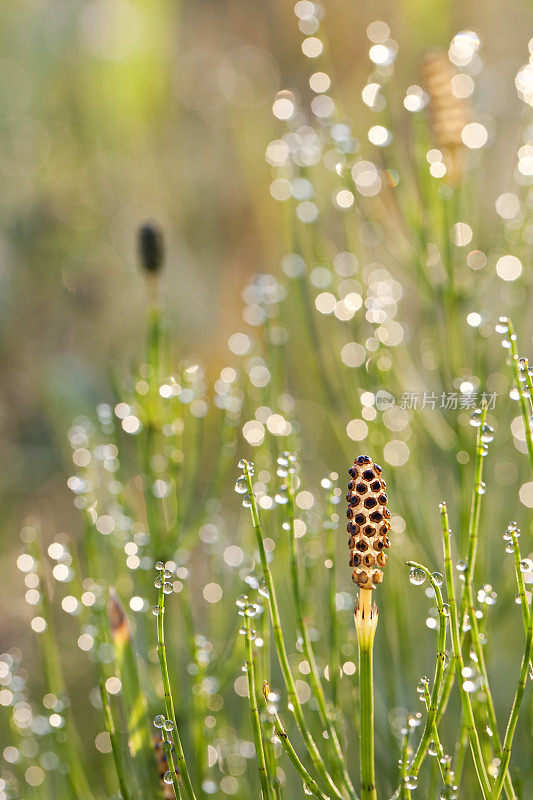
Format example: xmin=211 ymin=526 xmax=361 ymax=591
xmin=347 ymin=455 xmax=390 ymax=589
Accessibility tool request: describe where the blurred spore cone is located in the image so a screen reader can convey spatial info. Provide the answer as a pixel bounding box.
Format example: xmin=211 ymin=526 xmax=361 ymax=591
xmin=138 ymin=222 xmax=165 ymax=276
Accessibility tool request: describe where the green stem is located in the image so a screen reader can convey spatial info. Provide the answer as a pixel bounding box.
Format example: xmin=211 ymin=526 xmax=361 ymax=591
xmin=156 ymin=573 xmax=197 ymax=800
xmin=355 ymin=591 xmax=377 ymax=800
xmin=100 ymin=683 xmax=132 ymax=800
xmin=399 ymin=727 xmax=411 ymax=800
xmin=440 ymin=502 xmax=491 ymax=800
xmin=286 ymin=467 xmax=357 ymax=799
xmin=405 ymin=563 xmax=447 ymax=779
xmin=162 ymin=726 xmax=182 ymax=800
xmin=421 ymin=683 xmax=453 ymax=791
xmin=244 ymin=615 xmax=273 ymax=800
xmin=492 ymin=544 xmax=533 ymax=798
xmin=241 ymin=461 xmax=348 ymax=800
xmin=269 ymin=701 xmax=330 ymax=800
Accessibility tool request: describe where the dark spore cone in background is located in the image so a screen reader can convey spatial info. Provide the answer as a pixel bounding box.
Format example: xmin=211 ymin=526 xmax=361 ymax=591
xmin=138 ymin=222 xmax=165 ymax=276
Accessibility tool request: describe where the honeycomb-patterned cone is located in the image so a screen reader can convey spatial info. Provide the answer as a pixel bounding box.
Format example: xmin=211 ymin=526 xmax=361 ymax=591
xmin=347 ymin=455 xmax=390 ymax=589
xmin=420 ymin=50 xmax=469 ymax=184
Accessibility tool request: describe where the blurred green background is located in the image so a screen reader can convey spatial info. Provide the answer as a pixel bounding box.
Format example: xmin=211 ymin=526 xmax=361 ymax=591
xmin=1 ymin=0 xmax=533 ymax=666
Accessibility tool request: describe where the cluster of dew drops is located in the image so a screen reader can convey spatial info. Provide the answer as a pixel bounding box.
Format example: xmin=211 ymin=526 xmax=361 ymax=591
xmin=153 ymin=562 xmax=174 ymax=616
xmin=153 ymin=714 xmax=175 ymax=785
xmin=235 ymin=452 xmax=298 ymax=509
xmin=399 ymin=678 xmax=458 ymax=798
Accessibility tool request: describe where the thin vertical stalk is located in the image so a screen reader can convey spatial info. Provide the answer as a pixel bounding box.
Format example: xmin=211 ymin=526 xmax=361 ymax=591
xmin=440 ymin=502 xmax=491 ymax=800
xmin=286 ymin=468 xmax=356 ymax=799
xmin=264 ymin=685 xmax=330 ymax=800
xmin=241 ymin=461 xmax=348 ymax=800
xmin=355 ymin=589 xmax=377 ymax=800
xmin=156 ymin=571 xmax=197 ymax=800
xmin=421 ymin=683 xmax=453 ymax=792
xmin=491 ymin=549 xmax=533 ymax=797
xmin=244 ymin=615 xmax=273 ymax=800
xmin=100 ymin=682 xmax=132 ymax=800
xmin=399 ymin=728 xmax=411 ymax=800
xmin=162 ymin=726 xmax=182 ymax=800
xmin=405 ymin=562 xmax=447 ymax=778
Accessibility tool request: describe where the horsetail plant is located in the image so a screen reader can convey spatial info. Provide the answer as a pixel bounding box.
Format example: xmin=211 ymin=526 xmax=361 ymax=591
xmin=347 ymin=456 xmax=390 ymax=800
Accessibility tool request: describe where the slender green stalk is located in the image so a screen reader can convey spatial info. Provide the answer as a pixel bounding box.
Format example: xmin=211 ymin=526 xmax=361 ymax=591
xmin=421 ymin=682 xmax=453 ymax=792
xmin=405 ymin=562 xmax=447 ymax=779
xmin=156 ymin=570 xmax=197 ymax=800
xmin=240 ymin=461 xmax=348 ymax=800
xmin=506 ymin=320 xmax=533 ymax=473
xmin=108 ymin=590 xmax=156 ymax=800
xmin=244 ymin=614 xmax=273 ymax=800
xmin=454 ymin=714 xmax=469 ymax=788
xmin=437 ymin=402 xmax=487 ymax=725
xmin=491 ymin=550 xmax=533 ymax=797
xmin=399 ymin=727 xmax=411 ymax=800
xmin=435 ymin=401 xmax=515 ymax=800
xmin=355 ymin=590 xmax=377 ymax=800
xmin=162 ymin=725 xmax=182 ymax=800
xmin=100 ymin=682 xmax=132 ymax=800
xmin=440 ymin=502 xmax=492 ymax=800
xmin=286 ymin=466 xmax=357 ymax=799
xmin=263 ymin=684 xmax=330 ymax=800
xmin=511 ymin=530 xmax=530 ymax=632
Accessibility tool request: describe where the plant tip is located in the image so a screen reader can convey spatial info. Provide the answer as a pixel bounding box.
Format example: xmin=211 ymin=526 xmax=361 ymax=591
xmin=138 ymin=222 xmax=165 ymax=276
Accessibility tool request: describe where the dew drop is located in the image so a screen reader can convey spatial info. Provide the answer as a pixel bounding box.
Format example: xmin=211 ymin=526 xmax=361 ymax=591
xmin=153 ymin=714 xmax=165 ymax=728
xmin=409 ymin=567 xmax=426 ymax=586
xmin=428 ymin=741 xmax=437 ymax=757
xmin=404 ymin=775 xmax=418 ymax=790
xmin=153 ymin=605 xmax=161 ymax=616
xmin=163 ymin=582 xmax=173 ymax=595
xmin=155 ymin=561 xmax=164 ymax=570
xmin=236 ymin=594 xmax=248 ymax=609
xmin=258 ymin=578 xmax=269 ymax=598
xmin=235 ymin=476 xmax=247 ymax=494
xmin=495 ymin=317 xmax=509 ymax=334
xmin=163 ymin=569 xmax=173 ymax=580
xmin=480 ymin=424 xmax=494 ymax=443
xmin=163 ymin=771 xmax=173 ymax=785
xmin=470 ymin=408 xmax=482 ymax=427
xmin=163 ymin=720 xmax=174 ymax=731
xmin=431 ymin=572 xmax=444 ymax=587
xmin=154 ymin=577 xmax=163 ymax=589
xmin=520 ymin=559 xmax=532 ymax=572
xmin=242 ymin=494 xmax=252 ymax=509
xmin=476 ymin=481 xmax=486 ymax=495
